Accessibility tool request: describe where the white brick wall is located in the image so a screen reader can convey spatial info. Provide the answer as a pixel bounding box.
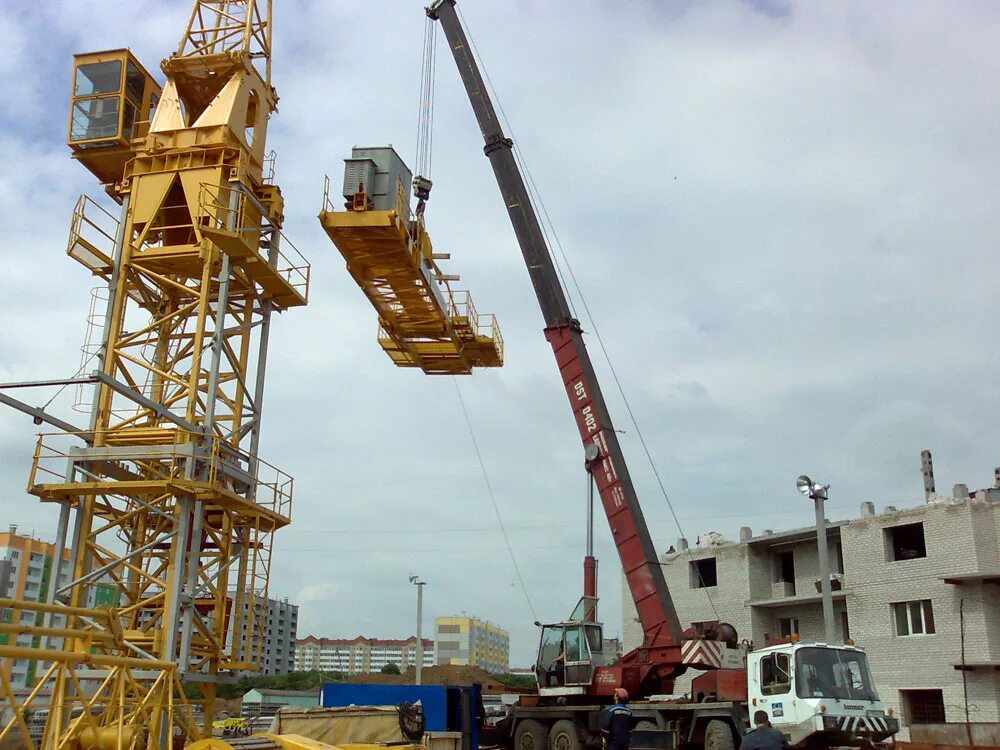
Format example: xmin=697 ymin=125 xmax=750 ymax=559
xmin=621 ymin=497 xmax=1000 ymax=726
xmin=843 ymin=498 xmax=1000 ymax=724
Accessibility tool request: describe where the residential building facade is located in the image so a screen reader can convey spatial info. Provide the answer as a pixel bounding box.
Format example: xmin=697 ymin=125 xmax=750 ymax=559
xmin=229 ymin=596 xmax=299 ymax=676
xmin=0 ymin=527 xmax=72 ymax=690
xmin=623 ymin=483 xmax=1000 ymax=733
xmin=434 ymin=616 xmax=509 ymax=673
xmin=294 ymin=635 xmax=433 ymax=675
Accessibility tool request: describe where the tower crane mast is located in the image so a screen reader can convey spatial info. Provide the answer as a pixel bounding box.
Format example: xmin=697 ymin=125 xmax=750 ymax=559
xmin=0 ymin=2 xmax=309 ymax=748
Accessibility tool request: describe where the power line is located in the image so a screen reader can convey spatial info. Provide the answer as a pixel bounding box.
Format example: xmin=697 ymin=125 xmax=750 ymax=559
xmin=453 ymin=378 xmax=537 ymax=621
xmin=281 ymin=503 xmax=859 ymax=536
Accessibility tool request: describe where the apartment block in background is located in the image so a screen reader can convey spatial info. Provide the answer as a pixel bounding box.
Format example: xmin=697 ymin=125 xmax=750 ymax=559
xmin=434 ymin=616 xmax=510 ymax=673
xmin=294 ymin=635 xmax=433 ymax=675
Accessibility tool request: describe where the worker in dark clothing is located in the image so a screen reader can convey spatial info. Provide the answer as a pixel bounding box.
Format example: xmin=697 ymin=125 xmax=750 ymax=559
xmin=739 ymin=710 xmax=789 ymax=750
xmin=601 ymin=688 xmax=633 ymax=750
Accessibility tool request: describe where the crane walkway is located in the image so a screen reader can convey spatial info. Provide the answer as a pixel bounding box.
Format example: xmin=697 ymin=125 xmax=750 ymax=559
xmin=319 ymin=179 xmax=502 ymax=375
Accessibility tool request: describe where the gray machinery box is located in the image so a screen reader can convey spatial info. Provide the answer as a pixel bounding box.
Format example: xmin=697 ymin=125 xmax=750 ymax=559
xmin=343 ymin=146 xmax=412 ymax=212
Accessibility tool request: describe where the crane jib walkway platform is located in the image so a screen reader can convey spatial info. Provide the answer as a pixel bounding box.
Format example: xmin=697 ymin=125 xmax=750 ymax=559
xmin=319 ymin=179 xmax=502 ymax=375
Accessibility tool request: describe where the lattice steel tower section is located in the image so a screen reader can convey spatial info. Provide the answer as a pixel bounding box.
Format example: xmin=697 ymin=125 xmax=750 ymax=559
xmin=0 ymin=2 xmax=309 ymax=748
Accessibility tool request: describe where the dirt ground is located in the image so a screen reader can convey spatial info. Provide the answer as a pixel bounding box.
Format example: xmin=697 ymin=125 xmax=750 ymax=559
xmin=216 ymin=697 xmax=243 ymax=719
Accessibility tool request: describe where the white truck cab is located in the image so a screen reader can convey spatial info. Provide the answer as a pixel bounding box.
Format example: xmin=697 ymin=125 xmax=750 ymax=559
xmin=747 ymin=642 xmax=898 ymax=746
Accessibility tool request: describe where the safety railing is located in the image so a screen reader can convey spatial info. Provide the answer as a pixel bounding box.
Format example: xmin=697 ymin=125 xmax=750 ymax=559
xmin=321 ymin=174 xmax=337 ymax=214
xmin=271 ymin=233 xmax=311 ymax=305
xmin=262 ymin=149 xmax=277 ymax=185
xmin=479 ymin=313 xmax=504 ymax=358
xmin=127 ymin=118 xmax=153 ymax=142
xmin=199 ymin=181 xmax=311 ymax=304
xmin=448 ymin=290 xmax=503 ymax=362
xmin=448 ymin=290 xmax=480 ymax=335
xmin=28 ymin=431 xmax=293 ymax=519
xmin=248 ymin=451 xmax=294 ymax=521
xmin=67 ymin=194 xmax=119 ymax=273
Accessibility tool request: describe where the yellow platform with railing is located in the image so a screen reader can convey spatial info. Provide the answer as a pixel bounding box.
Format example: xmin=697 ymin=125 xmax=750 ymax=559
xmin=28 ymin=429 xmax=293 ymax=529
xmin=319 ymin=176 xmax=502 ymax=375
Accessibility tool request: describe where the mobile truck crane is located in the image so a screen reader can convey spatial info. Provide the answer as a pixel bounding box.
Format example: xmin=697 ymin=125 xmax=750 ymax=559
xmin=425 ymin=2 xmax=899 ymax=749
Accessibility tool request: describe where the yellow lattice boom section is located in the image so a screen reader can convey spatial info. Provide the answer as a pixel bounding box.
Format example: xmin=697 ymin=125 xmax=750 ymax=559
xmin=319 ymin=177 xmax=502 ymax=375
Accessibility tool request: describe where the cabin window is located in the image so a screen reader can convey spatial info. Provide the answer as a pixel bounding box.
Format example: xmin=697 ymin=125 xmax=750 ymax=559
xmin=760 ymin=652 xmax=791 ymax=695
xmin=75 ymin=60 xmax=122 ymax=97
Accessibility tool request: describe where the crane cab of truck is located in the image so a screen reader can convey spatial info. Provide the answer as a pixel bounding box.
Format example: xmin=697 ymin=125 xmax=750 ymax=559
xmin=747 ymin=642 xmax=897 ymax=746
xmin=535 ymin=597 xmax=605 ymax=694
xmin=69 ymin=50 xmax=161 ymax=187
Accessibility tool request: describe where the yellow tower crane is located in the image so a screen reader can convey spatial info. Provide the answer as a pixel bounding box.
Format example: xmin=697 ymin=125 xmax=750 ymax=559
xmin=0 ymin=2 xmax=309 ymax=749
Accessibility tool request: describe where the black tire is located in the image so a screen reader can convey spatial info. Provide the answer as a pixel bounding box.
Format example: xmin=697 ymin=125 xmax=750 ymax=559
xmin=515 ymin=719 xmax=549 ymax=750
xmin=549 ymin=719 xmax=581 ymax=750
xmin=704 ymin=720 xmax=735 ymax=750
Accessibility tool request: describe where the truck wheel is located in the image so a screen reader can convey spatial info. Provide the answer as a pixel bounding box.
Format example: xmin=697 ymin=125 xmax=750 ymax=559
xmin=704 ymin=720 xmax=735 ymax=750
xmin=549 ymin=720 xmax=580 ymax=750
xmin=515 ymin=719 xmax=548 ymax=750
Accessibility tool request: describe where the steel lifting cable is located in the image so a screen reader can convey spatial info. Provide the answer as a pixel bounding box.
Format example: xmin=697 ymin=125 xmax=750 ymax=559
xmin=454 ymin=379 xmax=538 ymax=621
xmin=454 ymin=6 xmax=722 ymax=623
xmin=414 ymin=16 xmax=437 ymax=181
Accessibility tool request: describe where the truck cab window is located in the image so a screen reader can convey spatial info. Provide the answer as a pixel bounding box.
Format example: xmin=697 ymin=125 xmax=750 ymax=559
xmin=795 ymin=647 xmax=879 ymax=701
xmin=538 ymin=626 xmax=562 ymax=669
xmin=565 ymin=626 xmax=584 ymax=662
xmin=585 ymin=624 xmax=603 ymax=653
xmin=760 ymin=652 xmax=791 ymax=695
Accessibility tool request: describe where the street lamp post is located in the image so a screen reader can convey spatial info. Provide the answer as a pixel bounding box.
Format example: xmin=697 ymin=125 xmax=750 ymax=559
xmin=409 ymin=575 xmax=426 ymax=685
xmin=796 ymin=475 xmax=836 ymax=643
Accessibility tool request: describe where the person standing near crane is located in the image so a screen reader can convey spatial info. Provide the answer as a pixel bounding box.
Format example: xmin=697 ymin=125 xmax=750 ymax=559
xmin=601 ymin=688 xmax=634 ymax=750
xmin=739 ymin=711 xmax=790 ymax=750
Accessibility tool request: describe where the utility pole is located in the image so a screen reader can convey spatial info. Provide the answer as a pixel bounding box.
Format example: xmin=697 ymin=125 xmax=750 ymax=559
xmin=410 ymin=576 xmax=426 ymax=684
xmin=797 ymin=475 xmax=836 ymax=643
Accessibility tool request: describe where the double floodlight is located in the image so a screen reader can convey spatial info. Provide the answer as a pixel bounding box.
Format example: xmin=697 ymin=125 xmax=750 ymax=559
xmin=796 ymin=475 xmax=830 ymax=500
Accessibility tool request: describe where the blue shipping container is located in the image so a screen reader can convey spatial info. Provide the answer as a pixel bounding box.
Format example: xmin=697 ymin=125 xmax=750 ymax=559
xmin=320 ymin=684 xmax=449 ymax=732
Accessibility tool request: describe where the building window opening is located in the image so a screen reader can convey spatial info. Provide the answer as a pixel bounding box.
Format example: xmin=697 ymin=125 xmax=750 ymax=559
xmin=777 ymin=617 xmax=799 ymax=638
xmin=892 ymin=600 xmax=935 ymax=636
xmin=689 ymin=558 xmax=718 ymax=589
xmin=774 ymin=551 xmax=795 ymax=583
xmin=901 ymin=689 xmax=945 ymax=724
xmin=885 ymin=522 xmax=927 ymax=561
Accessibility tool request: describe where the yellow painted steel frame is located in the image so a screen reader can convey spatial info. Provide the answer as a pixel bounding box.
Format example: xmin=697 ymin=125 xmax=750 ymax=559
xmin=0 ymin=2 xmax=308 ymax=750
xmin=319 ymin=180 xmax=502 ymax=375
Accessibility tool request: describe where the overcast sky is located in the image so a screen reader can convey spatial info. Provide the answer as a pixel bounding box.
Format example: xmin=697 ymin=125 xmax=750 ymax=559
xmin=1 ymin=0 xmax=998 ymax=667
